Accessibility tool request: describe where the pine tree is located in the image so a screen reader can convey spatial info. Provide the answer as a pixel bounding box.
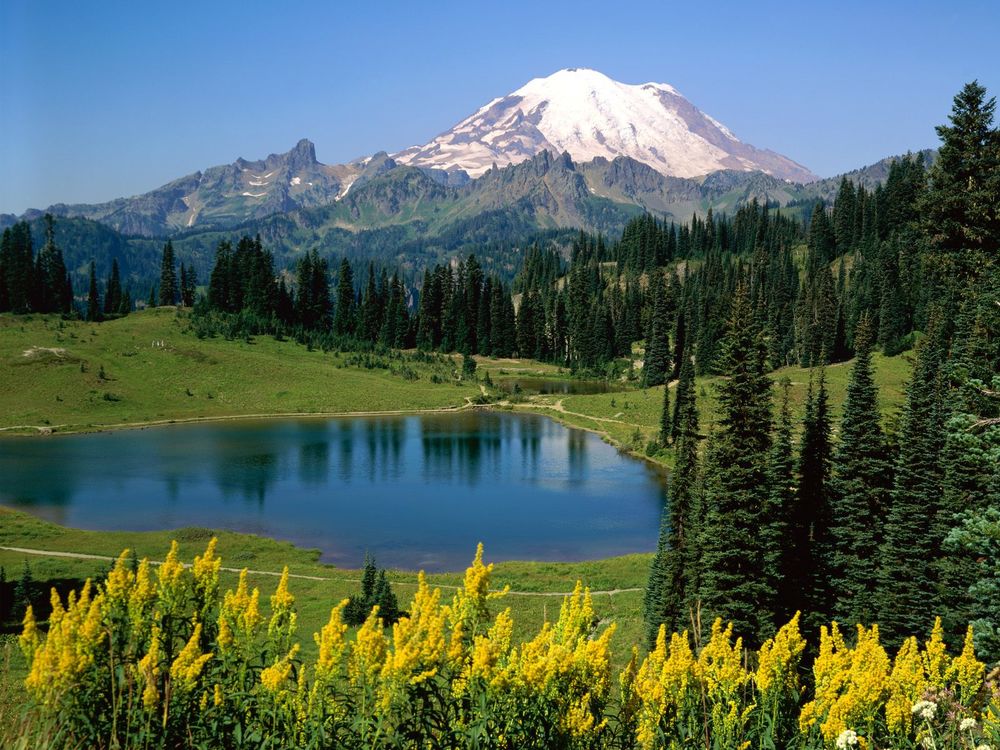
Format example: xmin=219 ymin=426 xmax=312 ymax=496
xmin=643 ymin=508 xmax=672 ymax=646
xmin=643 ymin=270 xmax=671 ymax=386
xmin=182 ymin=264 xmax=197 ymax=307
xmin=86 ymin=260 xmax=101 ymax=322
xmin=658 ymin=381 xmax=671 ymax=446
xmin=876 ymin=315 xmax=947 ymax=644
xmin=696 ymin=283 xmax=774 ymax=643
xmin=34 ymin=215 xmax=70 ymax=313
xmin=671 ymin=351 xmax=695 ymax=443
xmin=645 ymin=351 xmax=701 ymax=643
xmin=159 ymin=240 xmax=178 ymax=306
xmin=334 ymin=257 xmax=355 ymax=337
xmin=13 ymin=560 xmax=32 ymax=620
xmin=920 ymin=81 xmax=1000 ymax=288
xmin=829 ymin=318 xmax=892 ymax=625
xmin=147 ymin=284 xmax=157 ymax=308
xmin=764 ymin=377 xmax=794 ymax=628
xmin=781 ymin=368 xmax=834 ymax=634
xmin=104 ymin=258 xmax=122 ymax=315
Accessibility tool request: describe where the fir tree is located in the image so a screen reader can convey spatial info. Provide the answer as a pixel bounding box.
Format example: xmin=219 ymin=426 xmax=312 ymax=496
xmin=103 ymin=258 xmax=122 ymax=316
xmin=764 ymin=377 xmax=794 ymax=628
xmin=334 ymin=257 xmax=355 ymax=337
xmin=645 ymin=351 xmax=701 ymax=643
xmin=86 ymin=260 xmax=101 ymax=322
xmin=829 ymin=318 xmax=892 ymax=625
xmin=671 ymin=351 xmax=695 ymax=443
xmin=876 ymin=315 xmax=947 ymax=644
xmin=783 ymin=367 xmax=834 ymax=634
xmin=159 ymin=240 xmax=178 ymax=306
xmin=921 ymin=80 xmax=1000 ymax=288
xmin=696 ymin=284 xmax=774 ymax=643
xmin=13 ymin=560 xmax=32 ymax=620
xmin=658 ymin=381 xmax=671 ymax=446
xmin=643 ymin=270 xmax=671 ymax=386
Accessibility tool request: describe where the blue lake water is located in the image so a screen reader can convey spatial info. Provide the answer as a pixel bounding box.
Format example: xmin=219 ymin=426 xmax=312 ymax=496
xmin=0 ymin=412 xmax=666 ymax=571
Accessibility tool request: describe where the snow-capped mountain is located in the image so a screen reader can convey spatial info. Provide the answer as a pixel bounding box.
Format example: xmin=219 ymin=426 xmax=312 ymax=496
xmin=394 ymin=68 xmax=817 ymax=183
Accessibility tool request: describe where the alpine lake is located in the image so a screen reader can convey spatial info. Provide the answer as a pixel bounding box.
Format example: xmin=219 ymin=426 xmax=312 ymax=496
xmin=0 ymin=409 xmax=665 ymax=572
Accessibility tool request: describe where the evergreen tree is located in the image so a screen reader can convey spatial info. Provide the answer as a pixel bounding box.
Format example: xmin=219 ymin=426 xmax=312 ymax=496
xmin=671 ymin=351 xmax=695 ymax=443
xmin=34 ymin=215 xmax=70 ymax=313
xmin=182 ymin=264 xmax=197 ymax=307
xmin=373 ymin=569 xmax=401 ymax=624
xmin=829 ymin=318 xmax=892 ymax=625
xmin=696 ymin=284 xmax=774 ymax=643
xmin=643 ymin=270 xmax=671 ymax=386
xmin=877 ymin=315 xmax=947 ymax=644
xmin=764 ymin=378 xmax=794 ymax=627
xmin=147 ymin=284 xmax=157 ymax=308
xmin=643 ymin=508 xmax=672 ymax=646
xmin=921 ymin=80 xmax=1000 ymax=288
xmin=658 ymin=381 xmax=671 ymax=446
xmin=645 ymin=351 xmax=702 ymax=643
xmin=103 ymin=258 xmax=122 ymax=316
xmin=159 ymin=240 xmax=178 ymax=306
xmin=783 ymin=368 xmax=834 ymax=634
xmin=334 ymin=257 xmax=355 ymax=337
xmin=86 ymin=260 xmax=101 ymax=322
xmin=209 ymin=241 xmax=234 ymax=312
xmin=13 ymin=560 xmax=32 ymax=620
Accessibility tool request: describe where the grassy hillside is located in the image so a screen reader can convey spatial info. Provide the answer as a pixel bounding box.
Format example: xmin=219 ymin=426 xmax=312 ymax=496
xmin=509 ymin=352 xmax=913 ymax=468
xmin=0 ymin=309 xmax=480 ymax=434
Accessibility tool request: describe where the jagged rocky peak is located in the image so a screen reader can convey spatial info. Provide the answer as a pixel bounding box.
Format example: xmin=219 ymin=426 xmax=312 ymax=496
xmin=394 ymin=68 xmax=817 ymax=183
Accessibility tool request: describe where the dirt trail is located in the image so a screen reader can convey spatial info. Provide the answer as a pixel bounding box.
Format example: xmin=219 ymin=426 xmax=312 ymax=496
xmin=0 ymin=545 xmax=641 ymax=597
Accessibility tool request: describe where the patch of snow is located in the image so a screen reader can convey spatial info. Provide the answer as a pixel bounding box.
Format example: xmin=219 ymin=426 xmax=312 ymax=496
xmin=242 ymin=191 xmax=268 ymax=198
xmin=336 ymin=176 xmax=357 ymax=200
xmin=290 ymin=176 xmax=301 ymax=186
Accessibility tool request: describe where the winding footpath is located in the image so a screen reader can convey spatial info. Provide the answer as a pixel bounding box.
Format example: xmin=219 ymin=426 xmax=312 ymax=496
xmin=0 ymin=545 xmax=641 ymax=597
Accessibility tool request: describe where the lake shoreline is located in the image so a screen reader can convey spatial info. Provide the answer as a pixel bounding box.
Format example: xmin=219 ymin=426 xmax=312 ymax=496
xmin=0 ymin=391 xmax=671 ymax=473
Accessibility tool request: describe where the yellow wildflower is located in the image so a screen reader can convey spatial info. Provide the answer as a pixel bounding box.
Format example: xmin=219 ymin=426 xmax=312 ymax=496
xmin=261 ymin=643 xmax=300 ymax=693
xmin=170 ymin=623 xmax=212 ymax=691
xmin=756 ymin=612 xmax=806 ymax=698
xmin=349 ymin=606 xmax=388 ymax=687
xmin=382 ymin=572 xmax=447 ymax=686
xmin=19 ymin=605 xmax=40 ymax=660
xmin=268 ymin=567 xmax=296 ymax=643
xmin=218 ymin=570 xmax=261 ymax=654
xmin=923 ymin=617 xmax=949 ymax=689
xmin=138 ymin=626 xmax=163 ymax=711
xmin=192 ymin=537 xmax=221 ymax=612
xmin=563 ymin=692 xmax=598 ymax=737
xmin=947 ymin=625 xmax=985 ymax=706
xmin=314 ymin=599 xmax=349 ymax=681
xmin=886 ymin=636 xmax=925 ymax=736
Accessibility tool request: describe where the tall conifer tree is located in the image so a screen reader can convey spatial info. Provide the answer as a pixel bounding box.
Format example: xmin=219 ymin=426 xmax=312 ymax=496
xmin=696 ymin=283 xmax=774 ymax=643
xmin=158 ymin=240 xmax=178 ymax=306
xmin=829 ymin=318 xmax=892 ymax=625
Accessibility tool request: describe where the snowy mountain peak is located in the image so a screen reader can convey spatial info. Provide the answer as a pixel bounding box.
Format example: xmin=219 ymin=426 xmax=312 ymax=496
xmin=394 ymin=68 xmax=816 ymax=183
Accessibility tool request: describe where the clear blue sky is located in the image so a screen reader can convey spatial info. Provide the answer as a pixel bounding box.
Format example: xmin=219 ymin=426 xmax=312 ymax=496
xmin=2 ymin=0 xmax=998 ymax=214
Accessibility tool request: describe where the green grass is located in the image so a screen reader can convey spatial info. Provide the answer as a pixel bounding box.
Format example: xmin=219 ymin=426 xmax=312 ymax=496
xmin=0 ymin=309 xmax=481 ymax=434
xmin=519 ymin=351 xmax=913 ymax=468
